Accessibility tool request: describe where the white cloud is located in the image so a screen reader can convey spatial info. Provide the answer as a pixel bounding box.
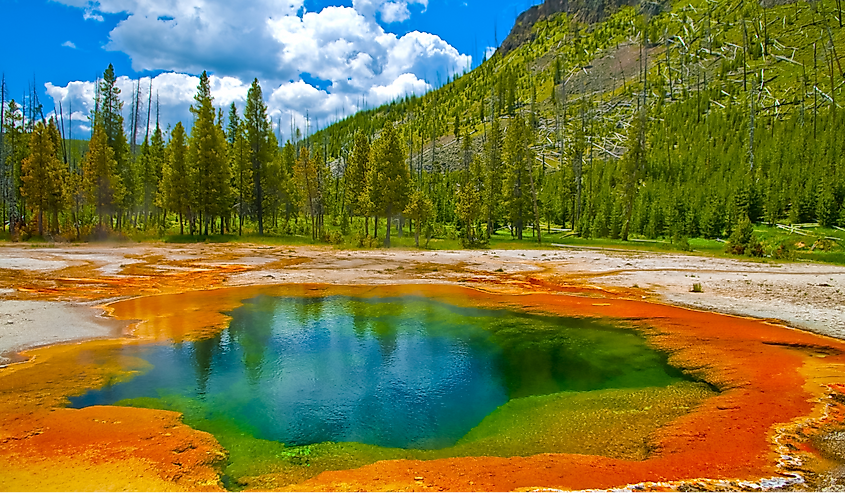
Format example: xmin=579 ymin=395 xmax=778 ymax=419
xmin=51 ymin=0 xmax=457 ymax=84
xmin=378 ymin=2 xmax=410 ymax=23
xmin=264 ymin=72 xmax=428 ymax=134
xmin=46 ymin=73 xmax=249 ymax=139
xmin=45 ymin=67 xmax=431 ymax=140
xmin=267 ymin=7 xmax=469 ymax=95
xmin=47 ymin=69 xmax=429 ymax=143
xmin=367 ymin=72 xmax=429 ymax=102
xmin=352 ymin=0 xmax=427 ymax=23
xmin=62 ymin=41 xmax=78 ymax=49
xmin=484 ymin=46 xmax=497 ymax=60
xmin=51 ymin=0 xmax=305 ymax=79
xmin=45 ymin=80 xmax=96 ymax=116
xmin=47 ymin=0 xmax=470 ymax=140
xmin=268 ymin=80 xmax=344 ymax=131
xmin=83 ymin=8 xmax=105 ymax=21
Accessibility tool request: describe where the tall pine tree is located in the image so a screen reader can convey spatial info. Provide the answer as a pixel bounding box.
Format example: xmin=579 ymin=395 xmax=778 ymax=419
xmin=369 ymin=123 xmax=410 ymax=247
xmin=189 ymin=71 xmax=230 ymax=235
xmin=230 ymin=119 xmax=253 ymax=235
xmin=503 ymin=115 xmax=534 ymax=240
xmin=244 ymin=79 xmax=274 ymax=236
xmin=83 ymin=123 xmax=123 ymax=229
xmin=345 ymin=132 xmax=372 ymax=235
xmin=97 ymin=64 xmax=134 ymax=228
xmin=21 ymin=121 xmax=65 ymax=236
xmin=162 ymin=122 xmax=191 ymax=235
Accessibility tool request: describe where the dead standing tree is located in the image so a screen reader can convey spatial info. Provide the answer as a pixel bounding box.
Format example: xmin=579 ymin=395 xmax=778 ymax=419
xmin=621 ymin=5 xmax=652 ymax=241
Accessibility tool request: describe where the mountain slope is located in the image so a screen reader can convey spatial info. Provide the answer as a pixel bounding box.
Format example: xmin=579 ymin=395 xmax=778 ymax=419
xmin=498 ymin=0 xmax=639 ymax=55
xmin=312 ymin=0 xmax=845 ymax=251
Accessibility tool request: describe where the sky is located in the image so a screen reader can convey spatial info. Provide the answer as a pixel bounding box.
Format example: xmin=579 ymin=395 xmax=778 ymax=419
xmin=1 ymin=0 xmax=542 ymax=142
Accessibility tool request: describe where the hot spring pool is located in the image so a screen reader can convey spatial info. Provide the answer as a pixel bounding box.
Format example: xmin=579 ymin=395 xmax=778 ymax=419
xmin=69 ymin=293 xmax=714 ymax=485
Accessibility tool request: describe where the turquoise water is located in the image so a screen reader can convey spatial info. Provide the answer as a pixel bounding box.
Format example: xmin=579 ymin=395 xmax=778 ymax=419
xmin=70 ymin=295 xmax=690 ymax=450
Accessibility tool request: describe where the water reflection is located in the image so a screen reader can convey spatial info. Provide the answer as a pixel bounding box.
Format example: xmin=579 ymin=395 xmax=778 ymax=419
xmin=190 ymin=335 xmax=220 ymax=396
xmin=71 ymin=295 xmax=690 ymax=450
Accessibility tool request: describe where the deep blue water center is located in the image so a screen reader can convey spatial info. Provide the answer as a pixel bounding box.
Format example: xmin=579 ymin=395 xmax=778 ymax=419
xmin=70 ymin=295 xmax=688 ymax=450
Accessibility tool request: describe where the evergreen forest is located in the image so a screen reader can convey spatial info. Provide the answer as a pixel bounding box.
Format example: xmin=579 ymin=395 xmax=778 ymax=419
xmin=1 ymin=0 xmax=844 ymax=262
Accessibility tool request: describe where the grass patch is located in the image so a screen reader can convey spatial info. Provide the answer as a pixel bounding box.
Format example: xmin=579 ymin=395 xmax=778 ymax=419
xmin=7 ymin=220 xmax=845 ymax=266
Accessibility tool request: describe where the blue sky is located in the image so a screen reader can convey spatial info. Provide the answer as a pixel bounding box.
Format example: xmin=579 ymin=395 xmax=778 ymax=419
xmin=1 ymin=0 xmax=540 ymax=140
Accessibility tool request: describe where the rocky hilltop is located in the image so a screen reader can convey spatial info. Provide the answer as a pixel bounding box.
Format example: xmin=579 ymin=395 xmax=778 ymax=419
xmin=498 ymin=0 xmax=638 ymax=55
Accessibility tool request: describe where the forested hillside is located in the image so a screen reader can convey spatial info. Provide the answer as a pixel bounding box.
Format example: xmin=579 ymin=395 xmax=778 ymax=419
xmin=1 ymin=0 xmax=844 ymax=259
xmin=312 ymin=0 xmax=845 ymax=252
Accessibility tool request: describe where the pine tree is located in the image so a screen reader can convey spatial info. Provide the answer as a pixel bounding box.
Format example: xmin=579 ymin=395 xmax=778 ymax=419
xmin=2 ymin=100 xmax=27 ymax=236
xmin=244 ymin=79 xmax=274 ymax=236
xmin=817 ymin=160 xmax=838 ymax=227
xmin=404 ymin=189 xmax=434 ymax=247
xmin=484 ymin=116 xmax=503 ymax=237
xmin=280 ymin=141 xmax=298 ymax=225
xmin=227 ymin=103 xmax=240 ymax=145
xmin=569 ymin=92 xmax=587 ymax=230
xmin=215 ymin=108 xmax=233 ymax=233
xmin=97 ymin=64 xmax=134 ymax=228
xmin=135 ymin=138 xmax=151 ymax=222
xmin=838 ymin=202 xmax=845 ymax=228
xmin=137 ymin=132 xmax=166 ymax=229
xmin=230 ymin=120 xmax=253 ymax=235
xmin=44 ymin=121 xmax=68 ymax=234
xmin=147 ymin=125 xmax=166 ymax=227
xmin=189 ymin=71 xmax=230 ymax=236
xmin=456 ymin=155 xmax=486 ymax=245
xmin=621 ymin=110 xmax=648 ymax=241
xmin=20 ymin=121 xmax=65 ymax=236
xmin=162 ymin=122 xmax=191 ymax=235
xmin=369 ymin=123 xmax=410 ymax=247
xmin=83 ymin=124 xmax=123 ymax=229
xmin=262 ymin=131 xmax=288 ymax=232
xmin=503 ymin=115 xmax=534 ymax=240
xmin=313 ymin=146 xmax=330 ymax=237
xmin=345 ymin=132 xmax=372 ymax=235
xmin=295 ymin=146 xmax=320 ymax=240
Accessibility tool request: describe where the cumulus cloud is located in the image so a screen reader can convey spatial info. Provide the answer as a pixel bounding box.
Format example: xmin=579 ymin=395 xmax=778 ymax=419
xmin=45 ymin=80 xmax=96 ymax=119
xmin=47 ymin=0 xmax=470 ymax=140
xmin=83 ymin=8 xmax=105 ymax=21
xmin=353 ymin=0 xmax=428 ymax=23
xmin=46 ymin=74 xmax=249 ymax=140
xmin=62 ymin=41 xmax=78 ymax=49
xmin=53 ymin=0 xmax=462 ymax=84
xmin=367 ymin=72 xmax=430 ymax=103
xmin=268 ymin=7 xmax=468 ymax=91
xmin=46 ymin=69 xmax=428 ymax=143
xmin=52 ymin=0 xmax=304 ymax=78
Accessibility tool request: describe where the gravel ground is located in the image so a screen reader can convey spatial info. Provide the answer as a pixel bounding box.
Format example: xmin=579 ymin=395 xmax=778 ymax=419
xmin=1 ymin=242 xmax=844 ymax=362
xmin=0 ymin=301 xmax=126 ymax=365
